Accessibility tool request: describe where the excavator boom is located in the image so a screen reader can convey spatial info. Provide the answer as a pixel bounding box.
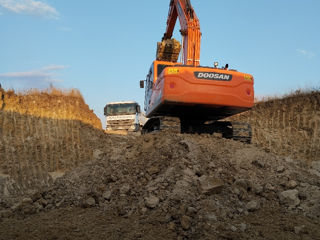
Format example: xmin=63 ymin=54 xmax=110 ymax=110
xmin=158 ymin=0 xmax=201 ymax=66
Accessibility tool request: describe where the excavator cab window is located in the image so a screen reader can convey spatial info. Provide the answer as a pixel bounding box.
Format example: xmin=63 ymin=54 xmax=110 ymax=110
xmin=147 ymin=65 xmax=154 ymax=88
xmin=144 ymin=64 xmax=154 ymax=111
xmin=157 ymin=64 xmax=170 ymax=77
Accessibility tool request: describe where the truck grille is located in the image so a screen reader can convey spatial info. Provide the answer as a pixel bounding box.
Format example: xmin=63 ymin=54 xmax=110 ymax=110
xmin=107 ymin=119 xmax=135 ymax=130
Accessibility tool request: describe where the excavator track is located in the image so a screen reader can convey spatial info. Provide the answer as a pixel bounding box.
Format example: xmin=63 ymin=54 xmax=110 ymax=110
xmin=232 ymin=122 xmax=252 ymax=143
xmin=159 ymin=117 xmax=180 ymax=132
xmin=142 ymin=117 xmax=252 ymax=143
xmin=141 ymin=117 xmax=180 ymax=134
xmin=230 ymin=121 xmax=252 ymax=144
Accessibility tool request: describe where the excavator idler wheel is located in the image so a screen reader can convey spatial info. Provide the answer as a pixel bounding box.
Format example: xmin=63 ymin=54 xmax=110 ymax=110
xmin=141 ymin=117 xmax=160 ymax=134
xmin=141 ymin=117 xmax=180 ymax=134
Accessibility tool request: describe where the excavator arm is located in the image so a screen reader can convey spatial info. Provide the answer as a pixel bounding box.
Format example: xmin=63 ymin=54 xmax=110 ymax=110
xmin=162 ymin=0 xmax=201 ymax=66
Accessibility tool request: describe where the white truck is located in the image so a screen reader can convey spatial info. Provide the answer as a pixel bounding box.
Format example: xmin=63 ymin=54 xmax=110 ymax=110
xmin=104 ymin=101 xmax=146 ymax=132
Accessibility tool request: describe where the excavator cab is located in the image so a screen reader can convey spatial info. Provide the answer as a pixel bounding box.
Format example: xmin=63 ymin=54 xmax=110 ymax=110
xmin=142 ymin=61 xmax=180 ymax=112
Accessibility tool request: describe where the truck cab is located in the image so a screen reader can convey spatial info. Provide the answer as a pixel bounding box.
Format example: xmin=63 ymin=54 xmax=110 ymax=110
xmin=104 ymin=101 xmax=144 ymax=132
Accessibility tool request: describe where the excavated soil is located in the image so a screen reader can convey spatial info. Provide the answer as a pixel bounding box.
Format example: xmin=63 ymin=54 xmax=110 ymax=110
xmin=0 ymin=89 xmax=319 ymax=240
xmin=1 ymin=132 xmax=320 ymax=240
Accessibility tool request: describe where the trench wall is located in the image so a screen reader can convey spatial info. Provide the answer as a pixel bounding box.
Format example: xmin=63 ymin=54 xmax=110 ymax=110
xmin=230 ymin=91 xmax=320 ymax=162
xmin=0 ymin=89 xmax=104 ymax=196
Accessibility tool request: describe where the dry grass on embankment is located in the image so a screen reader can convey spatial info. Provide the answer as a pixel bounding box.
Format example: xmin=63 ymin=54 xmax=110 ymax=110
xmin=230 ymin=90 xmax=320 ymax=162
xmin=0 ymin=88 xmax=101 ymax=128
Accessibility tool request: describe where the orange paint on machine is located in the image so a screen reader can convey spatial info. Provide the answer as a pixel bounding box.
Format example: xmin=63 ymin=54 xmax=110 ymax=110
xmin=140 ymin=0 xmax=254 ymax=142
xmin=146 ymin=60 xmax=254 ymax=121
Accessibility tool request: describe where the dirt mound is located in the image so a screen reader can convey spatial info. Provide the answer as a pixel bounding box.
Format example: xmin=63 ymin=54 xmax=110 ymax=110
xmin=156 ymin=38 xmax=181 ymax=62
xmin=229 ymin=90 xmax=320 ymax=162
xmin=1 ymin=133 xmax=319 ymax=239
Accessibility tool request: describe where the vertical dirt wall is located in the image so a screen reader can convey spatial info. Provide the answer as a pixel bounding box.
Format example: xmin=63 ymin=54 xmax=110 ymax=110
xmin=230 ymin=91 xmax=320 ymax=162
xmin=1 ymin=89 xmax=101 ymax=129
xmin=0 ymin=89 xmax=104 ymax=197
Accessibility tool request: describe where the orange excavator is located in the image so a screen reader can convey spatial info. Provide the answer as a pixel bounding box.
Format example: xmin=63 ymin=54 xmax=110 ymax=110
xmin=140 ymin=0 xmax=254 ymax=143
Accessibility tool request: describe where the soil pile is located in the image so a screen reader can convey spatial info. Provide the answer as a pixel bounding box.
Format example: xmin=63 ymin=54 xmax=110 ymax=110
xmin=156 ymin=39 xmax=181 ymax=62
xmin=1 ymin=132 xmax=319 ymax=240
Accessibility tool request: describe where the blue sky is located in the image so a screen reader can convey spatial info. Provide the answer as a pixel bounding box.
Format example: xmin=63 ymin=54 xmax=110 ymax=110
xmin=0 ymin=0 xmax=319 ymax=127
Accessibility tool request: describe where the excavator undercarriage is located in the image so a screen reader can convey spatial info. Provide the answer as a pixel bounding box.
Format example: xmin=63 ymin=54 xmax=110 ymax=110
xmin=142 ymin=117 xmax=252 ymax=144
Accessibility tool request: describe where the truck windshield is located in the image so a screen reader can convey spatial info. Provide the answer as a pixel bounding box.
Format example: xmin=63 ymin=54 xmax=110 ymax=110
xmin=105 ymin=103 xmax=137 ymax=116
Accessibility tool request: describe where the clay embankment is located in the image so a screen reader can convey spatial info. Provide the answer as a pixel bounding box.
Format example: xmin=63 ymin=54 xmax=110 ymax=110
xmin=229 ymin=91 xmax=320 ymax=162
xmin=0 ymin=89 xmax=104 ymax=196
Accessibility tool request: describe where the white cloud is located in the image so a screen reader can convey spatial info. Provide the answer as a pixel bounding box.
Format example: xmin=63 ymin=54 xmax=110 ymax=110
xmin=0 ymin=65 xmax=67 ymax=88
xmin=0 ymin=0 xmax=59 ymax=19
xmin=296 ymin=49 xmax=316 ymax=59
